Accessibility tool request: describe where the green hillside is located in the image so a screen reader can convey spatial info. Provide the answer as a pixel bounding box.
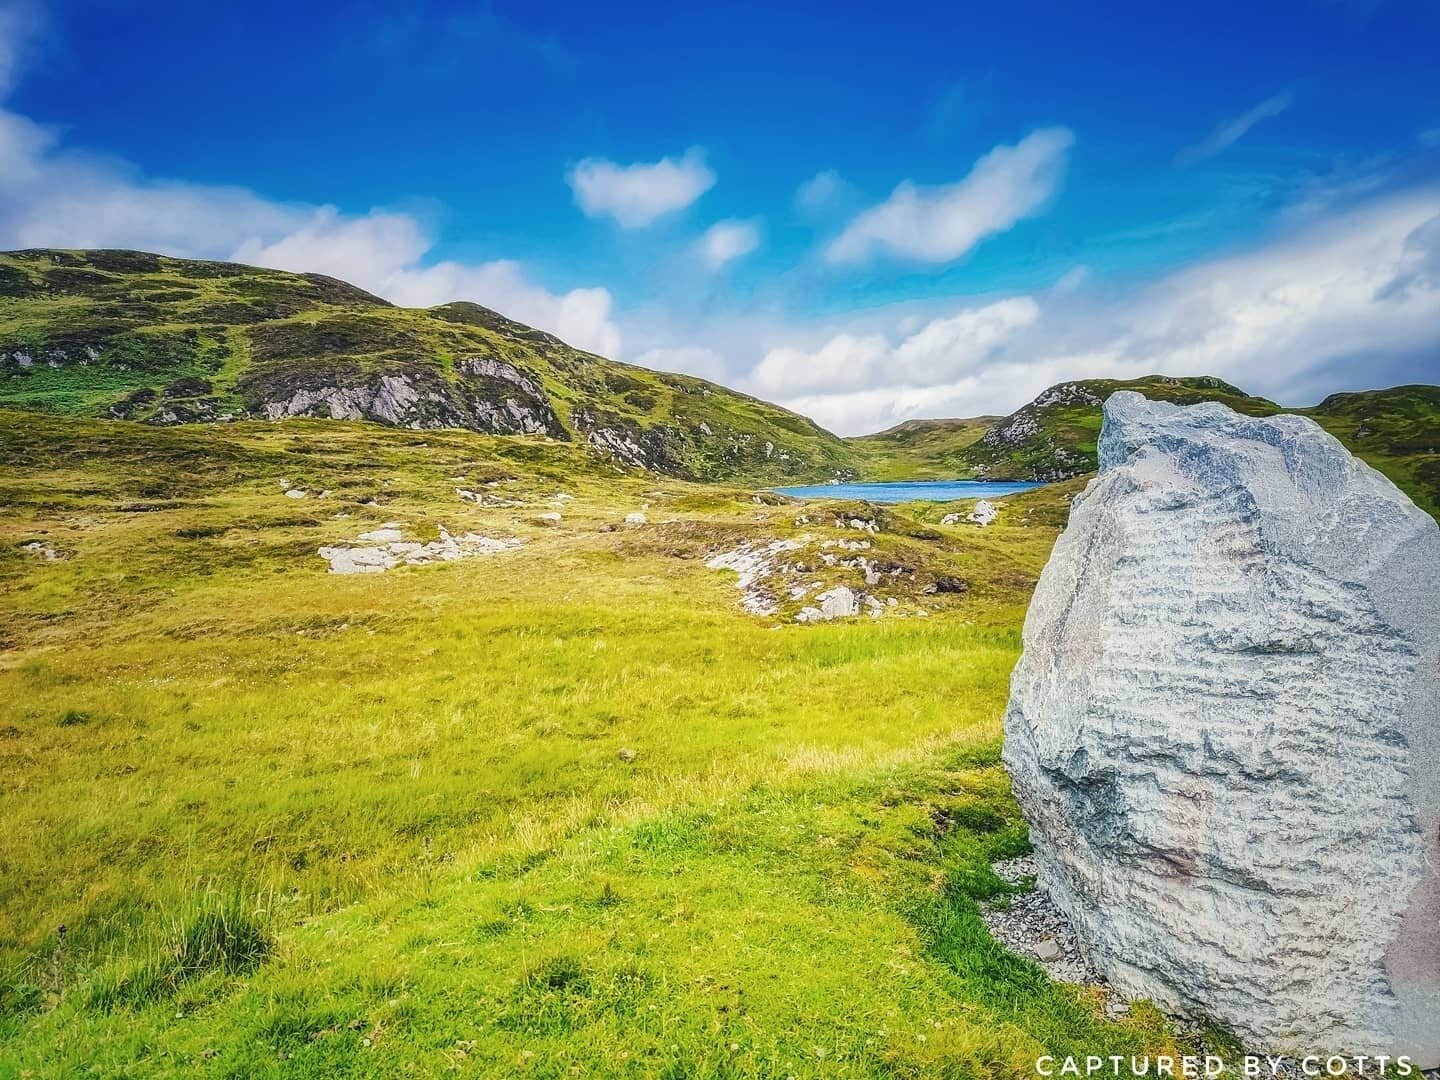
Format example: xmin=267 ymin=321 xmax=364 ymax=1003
xmin=848 ymin=376 xmax=1439 ymax=517
xmin=1302 ymin=384 xmax=1440 ymax=520
xmin=853 ymin=376 xmax=1279 ymax=482
xmin=0 ymin=249 xmax=857 ymax=484
xmin=848 ymin=415 xmax=1002 ymax=480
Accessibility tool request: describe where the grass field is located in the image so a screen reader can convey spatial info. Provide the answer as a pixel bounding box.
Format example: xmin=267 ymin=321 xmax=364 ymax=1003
xmin=0 ymin=409 xmax=1210 ymax=1076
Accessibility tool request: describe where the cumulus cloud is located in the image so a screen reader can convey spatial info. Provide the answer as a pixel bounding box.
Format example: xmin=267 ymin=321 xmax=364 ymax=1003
xmin=747 ymin=187 xmax=1440 ymax=433
xmin=0 ymin=106 xmax=622 ymax=356
xmin=827 ymin=127 xmax=1074 ymax=264
xmin=1176 ymin=92 xmax=1292 ymax=166
xmin=382 ymin=259 xmax=620 ymax=358
xmin=749 ymin=297 xmax=1039 ymax=401
xmin=696 ymin=218 xmax=760 ymax=267
xmin=566 ymin=147 xmax=715 ymax=228
xmin=794 ymin=169 xmax=847 ymax=213
xmin=631 ymin=345 xmax=731 ymax=383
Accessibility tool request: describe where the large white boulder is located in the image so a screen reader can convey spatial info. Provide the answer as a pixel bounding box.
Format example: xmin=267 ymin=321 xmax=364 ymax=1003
xmin=1003 ymin=391 xmax=1439 ymax=1064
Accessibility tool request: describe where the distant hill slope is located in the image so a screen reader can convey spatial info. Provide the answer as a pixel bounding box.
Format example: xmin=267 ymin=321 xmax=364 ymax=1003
xmin=0 ymin=249 xmax=856 ymax=483
xmin=847 ymin=415 xmax=1002 ymax=481
xmin=847 ymin=375 xmax=1438 ymax=519
xmin=918 ymin=376 xmax=1282 ymax=482
xmin=1303 ymin=384 xmax=1440 ymax=520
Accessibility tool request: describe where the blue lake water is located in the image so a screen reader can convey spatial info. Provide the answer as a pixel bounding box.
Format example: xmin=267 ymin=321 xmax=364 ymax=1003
xmin=771 ymin=480 xmax=1045 ymax=503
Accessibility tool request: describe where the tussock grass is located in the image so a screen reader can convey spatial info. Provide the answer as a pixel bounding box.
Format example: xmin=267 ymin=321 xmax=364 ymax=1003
xmin=0 ymin=410 xmax=1195 ymax=1075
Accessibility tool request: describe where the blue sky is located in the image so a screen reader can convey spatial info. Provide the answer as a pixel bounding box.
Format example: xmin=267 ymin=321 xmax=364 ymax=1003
xmin=2 ymin=0 xmax=1439 ymax=432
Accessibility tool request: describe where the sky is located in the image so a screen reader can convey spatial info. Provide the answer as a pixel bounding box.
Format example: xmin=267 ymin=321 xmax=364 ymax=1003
xmin=1 ymin=0 xmax=1438 ymax=434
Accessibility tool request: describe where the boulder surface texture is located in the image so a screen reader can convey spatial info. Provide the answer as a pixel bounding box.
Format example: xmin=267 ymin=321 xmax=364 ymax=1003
xmin=1003 ymin=391 xmax=1439 ymax=1063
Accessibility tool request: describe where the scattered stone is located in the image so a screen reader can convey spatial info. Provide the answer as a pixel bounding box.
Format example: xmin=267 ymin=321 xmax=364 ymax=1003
xmin=625 ymin=512 xmax=647 ymax=525
xmin=357 ymin=524 xmax=406 ymax=543
xmin=457 ymin=487 xmax=521 ymax=508
xmin=617 ymin=748 xmax=638 ymax=763
xmin=981 ymin=855 xmax=1107 ymax=987
xmin=967 ymin=499 xmax=998 ymax=526
xmin=924 ymin=576 xmax=968 ymax=595
xmin=535 ymin=512 xmax=562 ymax=524
xmin=940 ymin=512 xmax=963 ymax=526
xmin=21 ymin=541 xmax=60 ymax=561
xmin=1003 ymin=392 xmax=1440 ymax=1065
xmin=797 ymin=585 xmax=860 ymax=622
xmin=319 ymin=525 xmax=522 ymax=575
xmin=284 ymin=488 xmax=307 ymax=499
xmin=706 ymin=539 xmax=803 ymax=615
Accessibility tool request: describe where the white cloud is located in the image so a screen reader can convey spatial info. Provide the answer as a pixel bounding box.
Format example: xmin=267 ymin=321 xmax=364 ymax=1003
xmin=382 ymin=259 xmax=621 ymax=358
xmin=696 ymin=218 xmax=759 ymax=267
xmin=827 ymin=127 xmax=1074 ymax=264
xmin=750 ymin=333 xmax=893 ymax=398
xmin=1176 ymin=92 xmax=1292 ymax=166
xmin=795 ymin=169 xmax=846 ymax=213
xmin=741 ymin=187 xmax=1440 ymax=433
xmin=230 ymin=208 xmax=431 ymax=283
xmin=0 ymin=107 xmax=622 ymax=357
xmin=631 ymin=345 xmax=731 ymax=383
xmin=567 ymin=147 xmax=715 ymax=228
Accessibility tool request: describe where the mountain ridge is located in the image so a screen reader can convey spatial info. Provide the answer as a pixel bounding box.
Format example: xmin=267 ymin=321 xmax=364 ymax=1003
xmin=846 ymin=377 xmax=1439 ymax=518
xmin=4 ymin=249 xmax=1434 ymax=512
xmin=0 ymin=248 xmax=856 ymax=484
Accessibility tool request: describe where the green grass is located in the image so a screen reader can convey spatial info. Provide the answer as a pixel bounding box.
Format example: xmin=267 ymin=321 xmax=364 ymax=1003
xmin=0 ymin=409 xmax=1203 ymax=1076
xmin=1301 ymin=384 xmax=1440 ymax=521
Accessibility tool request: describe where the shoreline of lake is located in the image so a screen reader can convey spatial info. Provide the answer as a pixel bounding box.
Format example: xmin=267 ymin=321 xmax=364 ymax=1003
xmin=772 ymin=479 xmax=1045 ymax=504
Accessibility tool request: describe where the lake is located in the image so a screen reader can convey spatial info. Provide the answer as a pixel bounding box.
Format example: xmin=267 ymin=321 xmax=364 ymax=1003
xmin=772 ymin=480 xmax=1045 ymax=503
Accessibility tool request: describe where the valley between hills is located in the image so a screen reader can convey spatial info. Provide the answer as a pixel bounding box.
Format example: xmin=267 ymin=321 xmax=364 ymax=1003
xmin=1 ymin=249 xmax=1436 ymax=1076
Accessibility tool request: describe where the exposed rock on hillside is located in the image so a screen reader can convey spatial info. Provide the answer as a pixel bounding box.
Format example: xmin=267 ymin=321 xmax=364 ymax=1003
xmin=319 ymin=524 xmax=522 ymax=574
xmin=0 ymin=249 xmax=858 ymax=484
xmin=1003 ymin=391 xmax=1440 ymax=1063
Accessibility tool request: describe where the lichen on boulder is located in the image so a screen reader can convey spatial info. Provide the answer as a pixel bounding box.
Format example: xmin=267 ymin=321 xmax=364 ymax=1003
xmin=1003 ymin=391 xmax=1440 ymax=1064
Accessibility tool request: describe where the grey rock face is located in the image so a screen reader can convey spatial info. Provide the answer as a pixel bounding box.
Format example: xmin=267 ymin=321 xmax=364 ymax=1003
xmin=1003 ymin=391 xmax=1439 ymax=1064
xmin=259 ymin=367 xmax=561 ymax=436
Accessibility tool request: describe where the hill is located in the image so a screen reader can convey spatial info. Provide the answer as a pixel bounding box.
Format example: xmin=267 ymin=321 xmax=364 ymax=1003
xmin=850 ymin=376 xmax=1439 ymax=518
xmin=1302 ymin=384 xmax=1440 ymax=520
xmin=0 ymin=249 xmax=856 ymax=484
xmin=847 ymin=415 xmax=1002 ymax=480
xmin=853 ymin=376 xmax=1279 ymax=482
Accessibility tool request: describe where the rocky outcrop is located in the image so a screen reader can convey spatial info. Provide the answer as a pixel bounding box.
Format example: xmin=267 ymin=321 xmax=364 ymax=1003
xmin=1003 ymin=391 xmax=1440 ymax=1064
xmin=318 ymin=523 xmax=522 ymax=574
xmin=253 ymin=362 xmax=562 ymax=437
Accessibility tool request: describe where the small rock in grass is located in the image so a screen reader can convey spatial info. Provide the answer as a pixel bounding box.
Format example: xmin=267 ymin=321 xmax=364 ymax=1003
xmin=617 ymin=748 xmax=638 ymax=763
xmin=967 ymin=499 xmax=999 ymax=526
xmin=357 ymin=525 xmax=406 ymax=543
xmin=625 ymin=512 xmax=647 ymax=525
xmin=21 ymin=541 xmax=61 ymax=561
xmin=1034 ymin=938 xmax=1062 ymax=963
